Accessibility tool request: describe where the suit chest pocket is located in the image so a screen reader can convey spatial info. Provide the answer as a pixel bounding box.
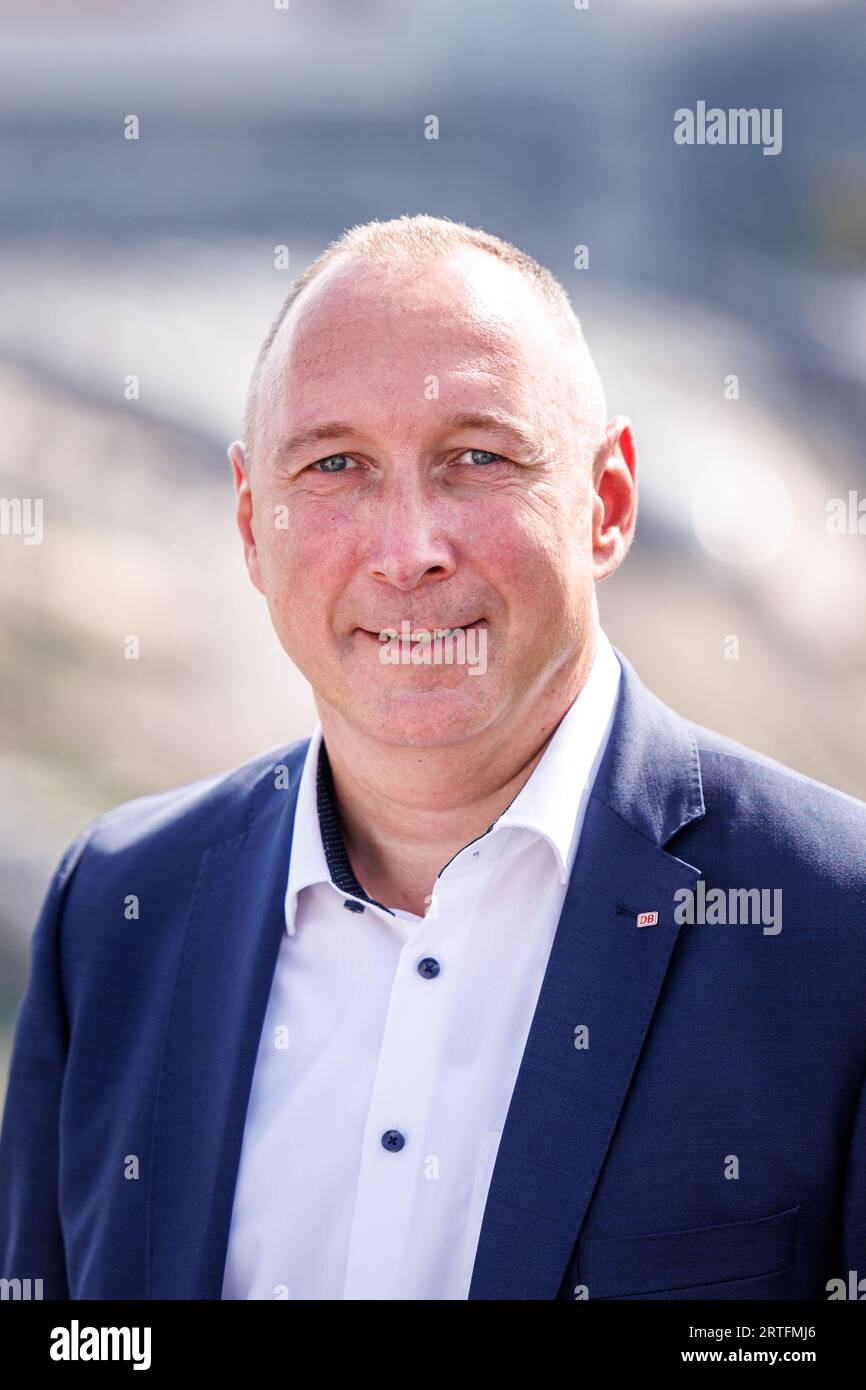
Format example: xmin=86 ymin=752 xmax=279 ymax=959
xmin=573 ymin=1203 xmax=802 ymax=1299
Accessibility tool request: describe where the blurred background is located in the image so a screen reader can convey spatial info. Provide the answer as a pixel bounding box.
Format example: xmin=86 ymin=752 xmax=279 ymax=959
xmin=1 ymin=0 xmax=865 ymax=1097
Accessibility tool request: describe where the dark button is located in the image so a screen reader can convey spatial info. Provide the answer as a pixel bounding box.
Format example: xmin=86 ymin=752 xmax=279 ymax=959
xmin=417 ymin=957 xmax=440 ymax=979
xmin=343 ymin=899 xmax=365 ymax=913
xmin=381 ymin=1129 xmax=405 ymax=1152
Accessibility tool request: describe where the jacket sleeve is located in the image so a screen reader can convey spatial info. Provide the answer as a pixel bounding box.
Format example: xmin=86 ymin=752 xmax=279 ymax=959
xmin=0 ymin=825 xmax=94 ymax=1300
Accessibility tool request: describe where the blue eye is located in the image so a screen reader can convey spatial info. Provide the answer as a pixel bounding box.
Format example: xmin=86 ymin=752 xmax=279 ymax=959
xmin=461 ymin=449 xmax=503 ymax=466
xmin=313 ymin=454 xmax=355 ymax=472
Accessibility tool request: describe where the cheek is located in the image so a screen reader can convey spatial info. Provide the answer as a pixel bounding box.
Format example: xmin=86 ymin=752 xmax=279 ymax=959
xmin=475 ymin=494 xmax=591 ymax=642
xmin=477 ymin=493 xmax=581 ymax=587
xmin=254 ymin=500 xmax=361 ymax=658
xmin=257 ymin=496 xmax=357 ymax=589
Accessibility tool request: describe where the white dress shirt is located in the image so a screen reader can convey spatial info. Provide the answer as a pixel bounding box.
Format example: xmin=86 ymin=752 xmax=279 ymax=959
xmin=221 ymin=629 xmax=621 ymax=1300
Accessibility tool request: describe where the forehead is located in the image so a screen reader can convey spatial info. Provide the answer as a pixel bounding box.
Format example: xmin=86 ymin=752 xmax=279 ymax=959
xmin=284 ymin=247 xmax=555 ymax=352
xmin=257 ymin=249 xmax=574 ymax=439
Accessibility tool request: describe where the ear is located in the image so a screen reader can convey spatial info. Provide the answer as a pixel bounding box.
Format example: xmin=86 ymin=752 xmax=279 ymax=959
xmin=228 ymin=440 xmax=265 ymax=595
xmin=591 ymin=415 xmax=637 ymax=582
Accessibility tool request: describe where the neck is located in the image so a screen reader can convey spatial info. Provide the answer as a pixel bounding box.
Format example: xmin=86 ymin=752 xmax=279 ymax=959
xmin=317 ymin=628 xmax=599 ymax=915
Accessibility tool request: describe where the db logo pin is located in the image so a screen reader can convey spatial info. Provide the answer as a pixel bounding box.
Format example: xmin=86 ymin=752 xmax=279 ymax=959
xmin=637 ymin=911 xmax=659 ymax=928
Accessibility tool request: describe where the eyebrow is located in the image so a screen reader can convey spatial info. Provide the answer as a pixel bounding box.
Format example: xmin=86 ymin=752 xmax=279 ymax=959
xmin=271 ymin=410 xmax=544 ymax=467
xmin=441 ymin=411 xmax=543 ymax=458
xmin=272 ymin=421 xmax=358 ymax=466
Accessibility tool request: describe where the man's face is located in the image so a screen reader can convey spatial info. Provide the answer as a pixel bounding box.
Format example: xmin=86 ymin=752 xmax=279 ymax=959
xmin=233 ymin=248 xmax=630 ymax=748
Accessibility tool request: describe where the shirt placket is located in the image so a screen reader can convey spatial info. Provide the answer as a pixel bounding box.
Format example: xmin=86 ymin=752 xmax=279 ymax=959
xmin=339 ymin=882 xmax=464 ymax=1298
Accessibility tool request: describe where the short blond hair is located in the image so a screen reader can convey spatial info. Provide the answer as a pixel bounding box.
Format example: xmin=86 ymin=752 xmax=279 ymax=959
xmin=243 ymin=212 xmax=602 ymax=464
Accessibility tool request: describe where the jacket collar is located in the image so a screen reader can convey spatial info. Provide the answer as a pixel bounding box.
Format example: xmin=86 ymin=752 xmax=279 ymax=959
xmin=593 ymin=646 xmax=706 ymax=846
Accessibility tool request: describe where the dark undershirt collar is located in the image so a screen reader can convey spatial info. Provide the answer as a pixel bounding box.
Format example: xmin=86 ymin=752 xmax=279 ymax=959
xmin=316 ymin=740 xmax=395 ymax=915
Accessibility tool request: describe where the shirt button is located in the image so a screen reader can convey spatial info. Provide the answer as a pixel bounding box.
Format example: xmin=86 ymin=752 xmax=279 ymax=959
xmin=417 ymin=957 xmax=440 ymax=979
xmin=381 ymin=1129 xmax=405 ymax=1152
xmin=343 ymin=899 xmax=365 ymax=913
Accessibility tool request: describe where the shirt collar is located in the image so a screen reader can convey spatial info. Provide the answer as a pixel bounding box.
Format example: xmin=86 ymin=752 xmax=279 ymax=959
xmin=486 ymin=626 xmax=621 ymax=884
xmin=284 ymin=627 xmax=621 ymax=932
xmin=283 ymin=729 xmax=354 ymax=936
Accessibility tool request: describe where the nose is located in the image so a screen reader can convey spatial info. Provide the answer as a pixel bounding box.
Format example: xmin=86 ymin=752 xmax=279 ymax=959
xmin=366 ymin=480 xmax=457 ymax=592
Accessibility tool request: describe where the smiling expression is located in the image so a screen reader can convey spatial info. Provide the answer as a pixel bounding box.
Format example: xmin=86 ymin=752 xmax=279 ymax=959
xmin=234 ymin=246 xmax=616 ymax=748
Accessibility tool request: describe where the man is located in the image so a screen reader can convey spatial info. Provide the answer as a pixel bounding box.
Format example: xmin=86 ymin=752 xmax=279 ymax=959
xmin=1 ymin=214 xmax=864 ymax=1301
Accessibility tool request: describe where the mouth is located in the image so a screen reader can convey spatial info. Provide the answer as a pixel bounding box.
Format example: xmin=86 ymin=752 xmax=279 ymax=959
xmin=356 ymin=618 xmax=487 ymax=642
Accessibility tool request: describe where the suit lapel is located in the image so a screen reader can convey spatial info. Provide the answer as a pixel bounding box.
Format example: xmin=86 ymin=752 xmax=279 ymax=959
xmin=146 ymin=747 xmax=306 ymax=1299
xmin=468 ymin=651 xmax=706 ymax=1299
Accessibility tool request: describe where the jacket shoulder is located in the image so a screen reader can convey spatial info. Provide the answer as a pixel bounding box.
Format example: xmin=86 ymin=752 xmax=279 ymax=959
xmin=685 ymin=716 xmax=866 ymax=880
xmin=75 ymin=738 xmax=310 ymax=865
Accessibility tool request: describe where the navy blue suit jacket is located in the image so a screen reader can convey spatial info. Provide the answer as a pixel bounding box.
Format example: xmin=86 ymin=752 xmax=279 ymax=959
xmin=2 ymin=650 xmax=865 ymax=1300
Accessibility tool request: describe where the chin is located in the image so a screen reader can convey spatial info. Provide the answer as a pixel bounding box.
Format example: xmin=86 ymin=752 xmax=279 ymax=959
xmin=358 ymin=682 xmax=498 ymax=748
